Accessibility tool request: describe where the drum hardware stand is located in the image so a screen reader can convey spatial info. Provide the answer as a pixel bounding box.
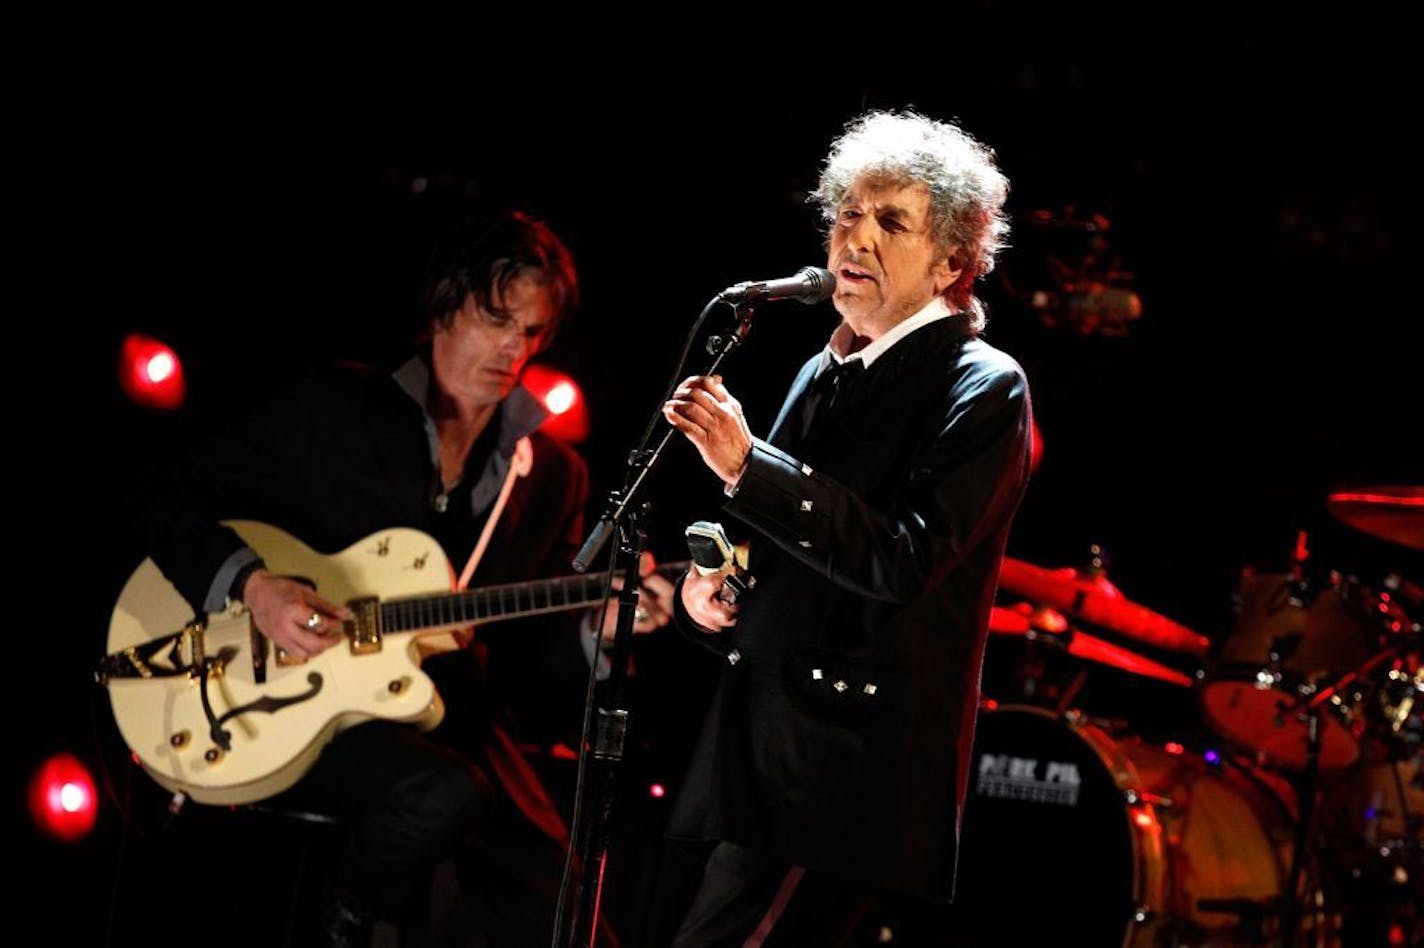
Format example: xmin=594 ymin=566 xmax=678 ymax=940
xmin=1275 ymin=640 xmax=1406 ymax=948
xmin=1264 ymin=637 xmax=1300 ymax=727
xmin=1008 ymin=632 xmax=1052 ymax=703
xmin=1377 ymin=663 xmax=1420 ymax=742
xmin=1301 ymin=640 xmax=1410 ymax=738
xmin=1290 ymin=530 xmax=1310 ymax=592
xmin=1279 ymin=706 xmax=1321 ymax=948
xmin=1053 ymin=663 xmax=1089 ymax=716
xmin=1007 ymin=615 xmax=1076 ymax=706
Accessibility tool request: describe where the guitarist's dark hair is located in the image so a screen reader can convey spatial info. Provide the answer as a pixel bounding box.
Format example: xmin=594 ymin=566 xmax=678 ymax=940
xmin=416 ymin=209 xmax=580 ymax=351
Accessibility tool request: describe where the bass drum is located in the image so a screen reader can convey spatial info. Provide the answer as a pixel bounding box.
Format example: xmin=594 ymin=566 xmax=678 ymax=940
xmin=1321 ymin=752 xmax=1424 ymax=849
xmin=952 ymin=704 xmax=1294 ymax=947
xmin=1318 ymin=752 xmax=1424 ymax=948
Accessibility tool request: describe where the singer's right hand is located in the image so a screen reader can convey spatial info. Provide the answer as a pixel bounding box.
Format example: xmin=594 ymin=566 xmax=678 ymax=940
xmin=663 ymin=375 xmax=752 ymax=487
xmin=680 ymin=567 xmax=740 ymax=632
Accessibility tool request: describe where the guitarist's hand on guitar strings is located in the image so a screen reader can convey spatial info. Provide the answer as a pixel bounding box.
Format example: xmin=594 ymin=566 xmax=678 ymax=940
xmin=594 ymin=551 xmax=677 ymax=645
xmin=240 ymin=569 xmax=354 ymax=660
xmin=105 ymin=521 xmax=698 ymax=805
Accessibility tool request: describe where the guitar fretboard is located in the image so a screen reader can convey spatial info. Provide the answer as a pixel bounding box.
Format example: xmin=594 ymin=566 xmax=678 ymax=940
xmin=379 ymin=563 xmax=685 ymax=632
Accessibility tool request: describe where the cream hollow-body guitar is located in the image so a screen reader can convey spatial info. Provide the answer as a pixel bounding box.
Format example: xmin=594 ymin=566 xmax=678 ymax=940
xmin=100 ymin=520 xmax=678 ymax=806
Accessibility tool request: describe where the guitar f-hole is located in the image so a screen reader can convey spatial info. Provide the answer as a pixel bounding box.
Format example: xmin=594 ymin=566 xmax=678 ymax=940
xmin=251 ymin=620 xmax=269 ymax=683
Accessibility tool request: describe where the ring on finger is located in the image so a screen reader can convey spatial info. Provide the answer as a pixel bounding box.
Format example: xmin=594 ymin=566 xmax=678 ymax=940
xmin=304 ymin=612 xmax=323 ymax=631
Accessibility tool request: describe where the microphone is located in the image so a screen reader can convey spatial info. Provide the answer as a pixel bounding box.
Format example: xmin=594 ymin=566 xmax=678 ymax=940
xmin=718 ymin=266 xmax=836 ymax=305
xmin=685 ymin=520 xmax=755 ymax=604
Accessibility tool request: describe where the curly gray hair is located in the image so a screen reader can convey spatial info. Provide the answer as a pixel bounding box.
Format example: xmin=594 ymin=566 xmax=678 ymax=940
xmin=812 ymin=110 xmax=1010 ymax=329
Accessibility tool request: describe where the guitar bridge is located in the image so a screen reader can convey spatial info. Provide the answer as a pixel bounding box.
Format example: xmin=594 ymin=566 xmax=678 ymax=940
xmin=94 ymin=619 xmax=207 ymax=684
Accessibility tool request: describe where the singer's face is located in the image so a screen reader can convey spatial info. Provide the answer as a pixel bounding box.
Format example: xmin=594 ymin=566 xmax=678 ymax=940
xmin=828 ymin=178 xmax=959 ymax=337
xmin=431 ymin=273 xmax=555 ymax=406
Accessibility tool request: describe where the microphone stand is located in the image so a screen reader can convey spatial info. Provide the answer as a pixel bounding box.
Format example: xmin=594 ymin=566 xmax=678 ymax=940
xmin=572 ymin=302 xmax=754 ymax=575
xmin=556 ymin=299 xmax=756 ymax=948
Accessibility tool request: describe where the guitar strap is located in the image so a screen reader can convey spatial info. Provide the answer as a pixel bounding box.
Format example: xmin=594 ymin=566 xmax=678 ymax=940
xmin=454 ymin=435 xmax=574 ymax=847
xmin=457 ymin=434 xmax=534 ymax=591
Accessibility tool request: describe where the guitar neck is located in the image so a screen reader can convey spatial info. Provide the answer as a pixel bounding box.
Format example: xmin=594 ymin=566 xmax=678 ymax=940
xmin=380 ymin=561 xmax=687 ymax=633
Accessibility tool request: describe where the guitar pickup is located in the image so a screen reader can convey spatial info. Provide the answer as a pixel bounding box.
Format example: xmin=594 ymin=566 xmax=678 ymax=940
xmin=273 ymin=597 xmax=382 ymax=665
xmin=347 ymin=597 xmax=382 ymax=654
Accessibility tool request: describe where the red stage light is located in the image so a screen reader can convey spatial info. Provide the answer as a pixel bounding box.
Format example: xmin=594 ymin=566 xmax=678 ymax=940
xmin=649 ymin=782 xmax=667 ymax=799
xmin=544 ymin=380 xmax=577 ymax=415
xmin=521 ymin=364 xmax=589 ymax=443
xmin=118 ymin=333 xmax=186 ymax=410
xmin=28 ymin=752 xmax=99 ymax=842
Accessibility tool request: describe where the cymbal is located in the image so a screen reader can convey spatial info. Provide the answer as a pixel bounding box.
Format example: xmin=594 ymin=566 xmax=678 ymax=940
xmin=989 ymin=603 xmax=1196 ymax=687
xmin=1067 ymin=628 xmax=1196 ymax=687
xmin=989 ymin=605 xmax=1033 ymax=635
xmin=1327 ymin=485 xmax=1424 ymax=551
xmin=998 ymin=557 xmax=1211 ymax=656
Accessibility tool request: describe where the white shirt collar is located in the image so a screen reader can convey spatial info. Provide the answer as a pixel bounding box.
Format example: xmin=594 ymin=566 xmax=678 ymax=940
xmin=819 ymin=295 xmax=956 ymax=374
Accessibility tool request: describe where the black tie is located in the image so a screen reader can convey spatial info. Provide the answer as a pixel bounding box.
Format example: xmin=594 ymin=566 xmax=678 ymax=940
xmin=800 ymin=359 xmax=864 ymax=438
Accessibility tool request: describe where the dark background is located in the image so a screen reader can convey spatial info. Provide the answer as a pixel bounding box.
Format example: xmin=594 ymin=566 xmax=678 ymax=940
xmin=15 ymin=6 xmax=1421 ymax=945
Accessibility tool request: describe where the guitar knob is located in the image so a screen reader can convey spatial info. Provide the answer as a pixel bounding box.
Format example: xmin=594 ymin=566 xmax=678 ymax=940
xmin=204 ymin=747 xmax=224 ymax=764
xmin=169 ymin=730 xmax=190 ymax=748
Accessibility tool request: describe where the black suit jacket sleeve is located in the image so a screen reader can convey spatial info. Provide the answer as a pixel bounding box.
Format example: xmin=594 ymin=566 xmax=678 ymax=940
xmin=121 ymin=374 xmax=342 ymax=615
xmin=726 ymin=361 xmax=1031 ymax=604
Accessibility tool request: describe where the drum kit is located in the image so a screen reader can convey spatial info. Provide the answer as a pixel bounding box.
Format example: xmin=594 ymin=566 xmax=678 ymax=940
xmin=953 ymin=485 xmax=1423 ymax=947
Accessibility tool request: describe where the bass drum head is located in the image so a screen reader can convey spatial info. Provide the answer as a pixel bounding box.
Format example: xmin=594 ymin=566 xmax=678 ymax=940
xmin=952 ymin=705 xmax=1138 ymax=947
xmin=1321 ymin=753 xmax=1424 ymax=851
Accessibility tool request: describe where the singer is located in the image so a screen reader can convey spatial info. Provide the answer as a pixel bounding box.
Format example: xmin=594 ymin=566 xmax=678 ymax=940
xmin=661 ymin=110 xmax=1034 ymax=946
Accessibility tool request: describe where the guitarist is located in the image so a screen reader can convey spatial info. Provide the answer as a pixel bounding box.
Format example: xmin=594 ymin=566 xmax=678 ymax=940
xmin=122 ymin=209 xmax=673 ymax=947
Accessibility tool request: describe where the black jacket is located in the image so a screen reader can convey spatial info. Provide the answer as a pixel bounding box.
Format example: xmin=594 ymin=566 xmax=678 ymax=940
xmin=668 ymin=314 xmax=1033 ymax=902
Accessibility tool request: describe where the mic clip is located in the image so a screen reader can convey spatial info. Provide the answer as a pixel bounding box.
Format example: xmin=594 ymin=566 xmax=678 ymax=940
xmin=719 ymin=282 xmax=756 ymax=303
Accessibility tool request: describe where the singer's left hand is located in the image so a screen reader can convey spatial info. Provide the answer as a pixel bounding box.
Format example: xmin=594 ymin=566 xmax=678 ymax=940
xmin=663 ymin=375 xmax=751 ymax=487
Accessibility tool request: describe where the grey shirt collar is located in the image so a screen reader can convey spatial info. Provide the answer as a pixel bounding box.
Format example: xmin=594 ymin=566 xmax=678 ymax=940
xmin=392 ymin=355 xmax=548 ymax=514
